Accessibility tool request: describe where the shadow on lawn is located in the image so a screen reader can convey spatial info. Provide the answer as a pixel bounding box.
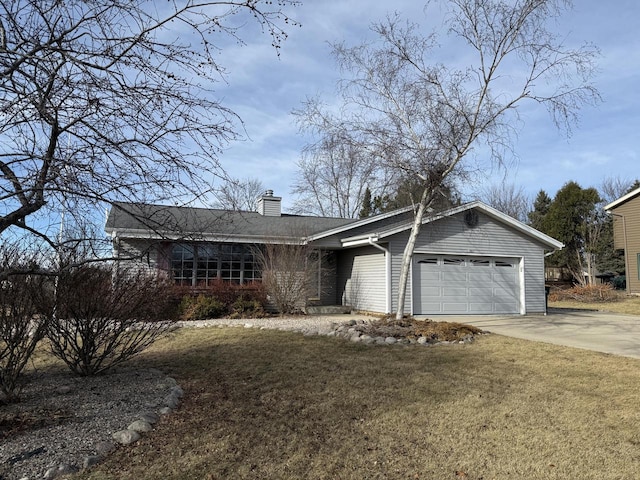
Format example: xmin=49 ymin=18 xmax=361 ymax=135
xmin=83 ymin=327 xmax=527 ymax=479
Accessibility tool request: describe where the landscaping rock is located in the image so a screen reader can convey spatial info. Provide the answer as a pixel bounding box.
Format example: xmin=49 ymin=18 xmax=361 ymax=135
xmin=171 ymin=386 xmax=184 ymax=398
xmin=44 ymin=463 xmax=78 ymax=479
xmin=417 ymin=336 xmax=428 ymax=345
xmin=350 ymin=333 xmax=361 ymax=342
xmin=95 ymin=441 xmax=116 ymax=456
xmin=112 ymin=429 xmax=141 ymax=445
xmin=164 ymin=393 xmax=180 ymax=408
xmin=128 ymin=420 xmax=153 ymax=433
xmin=360 ymin=335 xmax=374 ymax=344
xmin=159 ymin=406 xmax=173 ymax=415
xmin=140 ymin=411 xmax=160 ymax=424
xmin=384 ymin=336 xmax=397 ymax=344
xmin=83 ymin=455 xmax=102 ymax=469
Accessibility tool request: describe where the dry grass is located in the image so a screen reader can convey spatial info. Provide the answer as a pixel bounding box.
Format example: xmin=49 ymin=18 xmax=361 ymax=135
xmin=550 ymin=294 xmax=640 ymax=315
xmin=71 ymin=326 xmax=640 ymax=480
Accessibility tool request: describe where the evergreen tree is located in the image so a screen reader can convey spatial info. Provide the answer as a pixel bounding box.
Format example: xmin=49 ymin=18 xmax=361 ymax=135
xmin=359 ymin=187 xmax=373 ymax=218
xmin=543 ymin=182 xmax=600 ymax=283
xmin=528 ymin=190 xmax=552 ymax=230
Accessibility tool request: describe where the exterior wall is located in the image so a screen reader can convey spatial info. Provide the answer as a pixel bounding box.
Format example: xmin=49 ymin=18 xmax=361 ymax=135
xmin=387 ymin=211 xmax=549 ymax=314
xmin=115 ymin=239 xmax=169 ymax=277
xmin=611 ymin=196 xmax=640 ymax=293
xmin=337 ymin=246 xmax=386 ymax=313
xmin=307 ymin=250 xmax=338 ymax=305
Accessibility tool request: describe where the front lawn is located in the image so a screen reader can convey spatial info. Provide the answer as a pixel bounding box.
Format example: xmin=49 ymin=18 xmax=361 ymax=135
xmin=74 ymin=326 xmax=640 ymax=480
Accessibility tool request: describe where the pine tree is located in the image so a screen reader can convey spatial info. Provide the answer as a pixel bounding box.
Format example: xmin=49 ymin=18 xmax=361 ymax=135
xmin=528 ymin=190 xmax=552 ymax=230
xmin=359 ymin=187 xmax=373 ymax=218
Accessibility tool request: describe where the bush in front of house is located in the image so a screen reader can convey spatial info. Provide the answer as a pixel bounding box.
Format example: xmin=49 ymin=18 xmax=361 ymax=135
xmin=0 ymin=273 xmax=51 ymax=403
xmin=46 ymin=265 xmax=176 ymax=376
xmin=177 ymin=281 xmax=268 ymax=321
xmin=179 ymin=295 xmax=226 ymax=320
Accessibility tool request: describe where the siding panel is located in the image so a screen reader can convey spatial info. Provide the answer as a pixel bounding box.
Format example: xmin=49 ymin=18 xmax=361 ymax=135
xmin=337 ymin=246 xmax=386 ymax=313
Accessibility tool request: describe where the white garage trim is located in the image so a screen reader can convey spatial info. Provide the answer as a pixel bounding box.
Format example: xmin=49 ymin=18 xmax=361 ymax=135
xmin=412 ymin=253 xmax=524 ymax=315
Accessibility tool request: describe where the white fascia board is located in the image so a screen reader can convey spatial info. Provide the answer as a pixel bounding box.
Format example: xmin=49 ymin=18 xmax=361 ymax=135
xmin=341 ymin=234 xmax=380 ymax=248
xmin=604 ymin=186 xmax=640 ymax=211
xmin=369 ymin=201 xmax=564 ymax=251
xmin=106 ymin=228 xmax=305 ymax=245
xmin=306 ymin=205 xmax=413 ymax=242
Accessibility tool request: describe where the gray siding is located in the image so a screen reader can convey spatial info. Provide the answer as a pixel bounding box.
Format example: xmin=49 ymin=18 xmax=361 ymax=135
xmin=308 ymin=250 xmax=338 ymax=305
xmin=337 ymin=246 xmax=386 ymax=313
xmin=388 ymin=211 xmax=549 ymax=314
xmin=115 ymin=239 xmax=168 ymax=277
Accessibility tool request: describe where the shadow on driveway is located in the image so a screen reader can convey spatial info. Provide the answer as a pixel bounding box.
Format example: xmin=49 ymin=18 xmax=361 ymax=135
xmin=426 ymin=309 xmax=640 ymax=359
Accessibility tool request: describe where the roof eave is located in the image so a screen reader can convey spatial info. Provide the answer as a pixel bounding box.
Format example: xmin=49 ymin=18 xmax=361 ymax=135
xmin=604 ymin=186 xmax=640 ymax=211
xmin=307 ymin=205 xmax=413 ymax=242
xmin=107 ymin=227 xmax=305 ymax=245
xmin=348 ymin=201 xmax=563 ymax=251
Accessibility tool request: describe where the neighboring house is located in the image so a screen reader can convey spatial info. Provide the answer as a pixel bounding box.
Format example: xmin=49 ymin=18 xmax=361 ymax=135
xmin=105 ymin=191 xmax=563 ymax=315
xmin=605 ymin=186 xmax=640 ymax=294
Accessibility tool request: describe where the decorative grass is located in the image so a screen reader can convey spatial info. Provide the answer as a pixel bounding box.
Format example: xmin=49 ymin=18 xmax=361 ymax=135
xmin=74 ymin=326 xmax=640 ymax=480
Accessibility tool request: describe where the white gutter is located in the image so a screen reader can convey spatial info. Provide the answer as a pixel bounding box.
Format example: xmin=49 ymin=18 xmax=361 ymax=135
xmin=368 ymin=236 xmax=391 ymax=314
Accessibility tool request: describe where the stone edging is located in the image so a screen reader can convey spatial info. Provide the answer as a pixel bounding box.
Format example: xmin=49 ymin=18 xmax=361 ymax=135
xmin=38 ymin=373 xmax=184 ymax=480
xmin=193 ymin=318 xmax=484 ymax=346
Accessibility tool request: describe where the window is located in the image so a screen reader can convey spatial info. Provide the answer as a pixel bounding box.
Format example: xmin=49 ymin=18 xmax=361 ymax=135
xmin=495 ymin=260 xmax=515 ymax=268
xmin=443 ymin=257 xmax=464 ymax=266
xmin=171 ymin=243 xmax=260 ymax=286
xmin=418 ymin=257 xmax=438 ymax=265
xmin=469 ymin=259 xmax=490 ymax=267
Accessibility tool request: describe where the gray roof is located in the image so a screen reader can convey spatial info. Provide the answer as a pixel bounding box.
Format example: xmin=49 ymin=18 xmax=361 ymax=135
xmin=105 ymin=202 xmax=357 ymax=242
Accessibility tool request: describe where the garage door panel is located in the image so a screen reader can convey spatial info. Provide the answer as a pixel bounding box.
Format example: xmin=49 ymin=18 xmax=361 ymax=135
xmin=469 ymin=287 xmax=493 ymax=297
xmin=443 ymin=287 xmax=468 ymax=297
xmin=414 ymin=255 xmax=520 ymax=315
xmin=442 ymin=271 xmax=468 ymax=282
xmin=420 ymin=271 xmax=442 ymax=282
xmin=468 ymin=303 xmax=494 ymax=314
xmin=468 ymin=272 xmax=493 ymax=283
xmin=442 ymin=303 xmax=469 ymax=313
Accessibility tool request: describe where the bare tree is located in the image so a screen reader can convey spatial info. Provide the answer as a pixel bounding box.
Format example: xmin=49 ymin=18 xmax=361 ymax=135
xmin=292 ymin=100 xmax=394 ymax=218
xmin=478 ymin=182 xmax=531 ymax=223
xmin=213 ymin=177 xmax=265 ymax=211
xmin=599 ymin=176 xmax=636 ymax=205
xmin=0 ymin=0 xmax=299 ymax=276
xmin=298 ymin=0 xmax=599 ymax=318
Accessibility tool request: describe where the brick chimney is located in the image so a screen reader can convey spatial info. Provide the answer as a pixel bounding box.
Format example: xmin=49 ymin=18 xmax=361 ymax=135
xmin=257 ymin=190 xmax=281 ymax=216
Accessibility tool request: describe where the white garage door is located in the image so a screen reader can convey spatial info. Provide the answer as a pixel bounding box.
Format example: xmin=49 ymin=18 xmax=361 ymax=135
xmin=413 ymin=255 xmax=521 ymax=315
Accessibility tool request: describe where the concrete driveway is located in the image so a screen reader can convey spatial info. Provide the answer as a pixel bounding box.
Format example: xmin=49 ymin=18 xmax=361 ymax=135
xmin=431 ymin=309 xmax=640 ymax=359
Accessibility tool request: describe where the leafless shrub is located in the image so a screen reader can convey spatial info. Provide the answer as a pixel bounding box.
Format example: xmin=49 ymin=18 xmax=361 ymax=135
xmin=46 ymin=266 xmax=176 ymax=376
xmin=255 ymin=244 xmax=319 ymax=315
xmin=0 ymin=274 xmax=50 ymax=403
xmin=548 ymin=284 xmax=619 ymax=303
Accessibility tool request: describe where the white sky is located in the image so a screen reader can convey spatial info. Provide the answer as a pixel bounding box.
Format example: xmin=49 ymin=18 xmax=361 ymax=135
xmin=211 ymin=0 xmax=640 ymax=211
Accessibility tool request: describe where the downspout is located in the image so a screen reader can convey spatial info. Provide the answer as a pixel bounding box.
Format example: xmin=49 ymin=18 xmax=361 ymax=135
xmin=368 ymin=237 xmax=391 ymax=314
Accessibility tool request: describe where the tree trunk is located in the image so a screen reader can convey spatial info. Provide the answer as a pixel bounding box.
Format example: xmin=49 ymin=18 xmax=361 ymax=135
xmin=395 ymin=188 xmax=431 ymax=319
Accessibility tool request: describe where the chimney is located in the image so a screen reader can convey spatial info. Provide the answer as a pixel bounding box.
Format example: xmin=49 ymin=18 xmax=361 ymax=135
xmin=257 ymin=190 xmax=282 ymax=216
